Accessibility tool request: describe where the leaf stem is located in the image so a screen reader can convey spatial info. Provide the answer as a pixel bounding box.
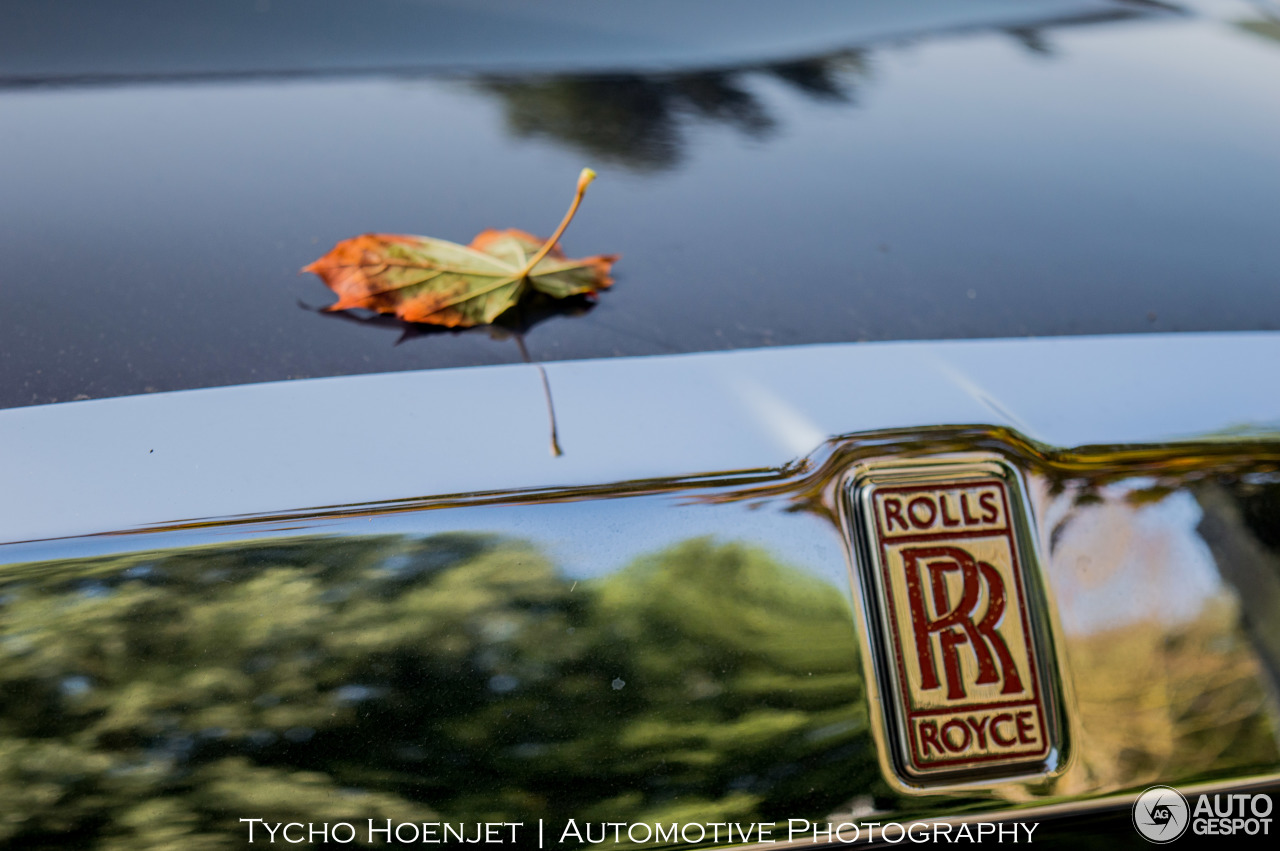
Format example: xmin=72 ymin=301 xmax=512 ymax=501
xmin=517 ymin=168 xmax=597 ymax=281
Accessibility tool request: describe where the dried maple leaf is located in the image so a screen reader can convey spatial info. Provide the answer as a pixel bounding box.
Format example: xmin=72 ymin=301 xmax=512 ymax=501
xmin=304 ymin=169 xmax=616 ymax=327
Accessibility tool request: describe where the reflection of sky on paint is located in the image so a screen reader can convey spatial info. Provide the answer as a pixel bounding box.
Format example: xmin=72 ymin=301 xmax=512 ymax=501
xmin=5 ymin=332 xmax=1280 ymax=546
xmin=377 ymin=496 xmax=850 ymax=592
xmin=0 ymin=496 xmax=853 ymax=601
xmin=1047 ymin=489 xmax=1225 ymax=635
xmin=348 ymin=497 xmax=852 ymax=587
xmin=0 ymin=469 xmax=1249 ymax=639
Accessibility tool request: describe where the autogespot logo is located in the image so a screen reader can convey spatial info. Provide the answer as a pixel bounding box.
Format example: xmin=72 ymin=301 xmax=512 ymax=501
xmin=1133 ymin=786 xmax=1190 ymax=843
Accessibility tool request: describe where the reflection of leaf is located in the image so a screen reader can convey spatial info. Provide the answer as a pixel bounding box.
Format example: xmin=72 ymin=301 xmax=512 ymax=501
xmin=303 ymin=170 xmax=616 ymax=327
xmin=306 ymin=290 xmax=598 ymax=345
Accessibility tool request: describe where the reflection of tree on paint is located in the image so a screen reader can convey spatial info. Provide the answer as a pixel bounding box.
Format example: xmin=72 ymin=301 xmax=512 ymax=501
xmin=478 ymin=53 xmax=867 ymax=171
xmin=1239 ymin=17 xmax=1280 ymax=47
xmin=1035 ymin=474 xmax=1280 ymax=795
xmin=2 ymin=512 xmax=1276 ymax=847
xmin=0 ymin=535 xmax=876 ymax=847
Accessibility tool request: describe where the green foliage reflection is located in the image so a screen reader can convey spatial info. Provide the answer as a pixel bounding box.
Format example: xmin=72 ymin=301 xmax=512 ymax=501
xmin=0 ymin=536 xmax=872 ymax=848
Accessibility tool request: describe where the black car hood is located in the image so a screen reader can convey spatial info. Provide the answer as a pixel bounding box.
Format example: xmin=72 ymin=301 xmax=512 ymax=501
xmin=3 ymin=0 xmax=1279 ymax=407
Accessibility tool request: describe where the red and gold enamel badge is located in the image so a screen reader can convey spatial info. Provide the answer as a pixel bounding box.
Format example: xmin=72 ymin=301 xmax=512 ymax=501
xmin=845 ymin=459 xmax=1063 ymax=788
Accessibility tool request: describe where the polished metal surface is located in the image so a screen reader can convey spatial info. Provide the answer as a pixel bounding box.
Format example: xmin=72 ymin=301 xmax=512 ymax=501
xmin=843 ymin=458 xmax=1066 ymax=790
xmin=3 ymin=332 xmax=1280 ymax=544
xmin=2 ymin=337 xmax=1279 ymax=846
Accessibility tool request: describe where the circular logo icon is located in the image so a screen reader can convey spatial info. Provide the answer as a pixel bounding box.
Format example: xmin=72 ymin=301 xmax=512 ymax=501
xmin=1133 ymin=785 xmax=1190 ymax=843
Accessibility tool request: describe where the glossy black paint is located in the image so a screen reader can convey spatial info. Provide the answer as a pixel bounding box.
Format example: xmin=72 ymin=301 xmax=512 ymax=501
xmin=4 ymin=2 xmax=1280 ymax=408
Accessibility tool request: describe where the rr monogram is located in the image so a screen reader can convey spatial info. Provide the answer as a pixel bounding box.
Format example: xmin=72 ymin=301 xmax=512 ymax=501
xmin=850 ymin=467 xmax=1060 ymax=784
xmin=902 ymin=545 xmax=1023 ymax=700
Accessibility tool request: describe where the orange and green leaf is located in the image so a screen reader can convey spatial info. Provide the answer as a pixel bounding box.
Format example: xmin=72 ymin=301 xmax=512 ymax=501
xmin=303 ymin=169 xmax=616 ymax=328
